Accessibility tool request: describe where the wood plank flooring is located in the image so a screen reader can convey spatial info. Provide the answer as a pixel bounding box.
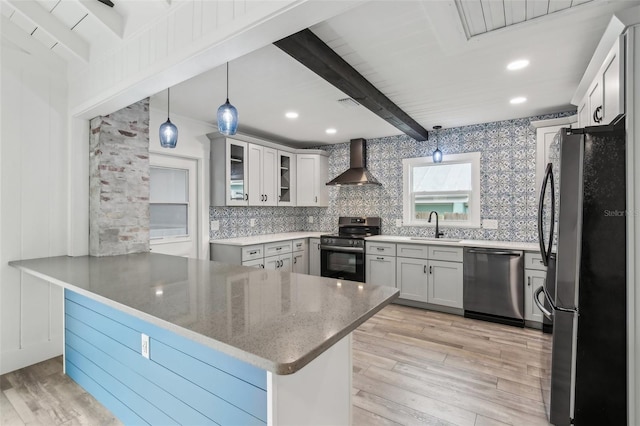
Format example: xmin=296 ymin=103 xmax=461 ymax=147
xmin=1 ymin=304 xmax=550 ymax=425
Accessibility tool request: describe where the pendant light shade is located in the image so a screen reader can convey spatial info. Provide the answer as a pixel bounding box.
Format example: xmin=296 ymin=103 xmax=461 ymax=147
xmin=218 ymin=62 xmax=238 ymax=135
xmin=159 ymin=88 xmax=178 ymax=148
xmin=432 ymin=125 xmax=443 ymax=163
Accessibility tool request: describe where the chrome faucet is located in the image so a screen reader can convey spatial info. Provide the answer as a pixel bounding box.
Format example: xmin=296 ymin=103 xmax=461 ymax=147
xmin=428 ymin=211 xmax=444 ymax=239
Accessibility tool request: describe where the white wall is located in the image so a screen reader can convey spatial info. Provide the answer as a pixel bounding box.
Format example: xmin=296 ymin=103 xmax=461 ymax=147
xmin=0 ymin=47 xmax=68 ymax=374
xmin=149 ymin=106 xmax=215 ymax=260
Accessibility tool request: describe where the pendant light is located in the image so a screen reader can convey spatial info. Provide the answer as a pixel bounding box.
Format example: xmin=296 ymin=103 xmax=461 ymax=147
xmin=159 ymin=87 xmax=178 ymax=148
xmin=217 ymin=62 xmax=238 ymax=135
xmin=432 ymin=125 xmax=443 ymax=163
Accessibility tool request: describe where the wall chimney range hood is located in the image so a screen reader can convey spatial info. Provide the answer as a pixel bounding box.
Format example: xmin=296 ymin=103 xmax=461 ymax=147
xmin=326 ymin=138 xmax=381 ymax=186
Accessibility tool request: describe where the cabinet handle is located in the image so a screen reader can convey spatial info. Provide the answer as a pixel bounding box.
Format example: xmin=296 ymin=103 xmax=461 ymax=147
xmin=279 ymin=195 xmax=281 ymax=201
xmin=429 ymin=266 xmax=433 ymax=274
xmin=528 ymin=277 xmax=531 ymax=286
xmin=265 ymin=194 xmax=268 ymax=202
xmin=424 ymin=265 xmax=427 ymax=274
xmin=593 ymin=105 xmax=603 ymax=123
xmin=261 ymin=264 xmax=264 ymax=269
xmin=376 ymin=247 xmax=384 ymax=251
xmin=276 ymin=247 xmax=282 ymax=251
xmin=318 ymin=244 xmax=320 ymax=251
xmin=294 ymin=257 xmax=297 ymax=264
xmin=377 ymin=257 xmax=384 ymax=260
xmin=249 ymin=250 xmax=257 ymax=255
xmin=315 ymin=196 xmax=317 ymax=203
xmin=245 ymin=193 xmax=248 ymax=201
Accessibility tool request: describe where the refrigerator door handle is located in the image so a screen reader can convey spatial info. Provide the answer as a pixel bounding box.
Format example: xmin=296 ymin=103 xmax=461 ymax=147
xmin=534 ymin=286 xmax=553 ymax=320
xmin=537 ymin=163 xmax=555 ymax=266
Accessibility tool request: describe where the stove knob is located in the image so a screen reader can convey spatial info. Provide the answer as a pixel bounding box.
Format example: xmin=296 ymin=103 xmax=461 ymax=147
xmin=349 ymin=240 xmax=354 ymax=245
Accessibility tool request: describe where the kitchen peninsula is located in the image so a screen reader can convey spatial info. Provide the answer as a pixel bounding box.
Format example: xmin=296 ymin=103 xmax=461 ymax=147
xmin=9 ymin=253 xmax=398 ymax=425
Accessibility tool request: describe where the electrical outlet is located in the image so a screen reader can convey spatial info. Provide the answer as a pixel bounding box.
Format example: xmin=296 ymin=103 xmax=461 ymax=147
xmin=250 ymin=218 xmax=256 ymax=227
xmin=210 ymin=220 xmax=219 ymax=231
xmin=308 ymin=216 xmax=314 ymax=224
xmin=482 ymin=219 xmax=499 ymax=230
xmin=396 ymin=219 xmax=403 ymax=227
xmin=141 ymin=333 xmax=150 ymax=359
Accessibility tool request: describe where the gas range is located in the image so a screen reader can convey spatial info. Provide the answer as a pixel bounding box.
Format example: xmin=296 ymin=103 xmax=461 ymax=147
xmin=320 ymin=217 xmax=381 ymax=282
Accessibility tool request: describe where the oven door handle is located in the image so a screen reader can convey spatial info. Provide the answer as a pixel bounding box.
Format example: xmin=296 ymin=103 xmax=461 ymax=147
xmin=320 ymin=245 xmax=364 ymax=253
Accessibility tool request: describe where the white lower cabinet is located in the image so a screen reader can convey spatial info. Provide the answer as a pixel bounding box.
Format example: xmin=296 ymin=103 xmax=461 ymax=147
xmin=292 ymin=251 xmax=308 ymax=274
xmin=265 ymin=254 xmax=292 ymax=272
xmin=365 ymin=254 xmax=396 ymax=288
xmin=525 ymin=269 xmax=546 ymax=323
xmin=428 ymin=260 xmax=463 ymax=308
xmin=396 ymin=257 xmax=428 ymax=302
xmin=309 ymin=238 xmax=321 ymax=276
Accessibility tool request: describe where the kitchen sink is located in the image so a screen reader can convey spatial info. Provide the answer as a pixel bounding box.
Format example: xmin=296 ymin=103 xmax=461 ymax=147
xmin=410 ymin=237 xmax=461 ymax=242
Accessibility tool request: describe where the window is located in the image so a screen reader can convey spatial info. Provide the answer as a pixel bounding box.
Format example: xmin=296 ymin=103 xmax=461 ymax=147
xmin=402 ymin=152 xmax=481 ymax=228
xmin=150 ymin=166 xmax=189 ymax=238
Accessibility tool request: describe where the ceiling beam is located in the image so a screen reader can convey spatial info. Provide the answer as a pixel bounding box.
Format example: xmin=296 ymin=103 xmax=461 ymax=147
xmin=1 ymin=15 xmax=67 ymax=72
xmin=7 ymin=0 xmax=90 ymax=63
xmin=274 ymin=29 xmax=429 ymax=141
xmin=77 ymin=0 xmax=124 ymax=39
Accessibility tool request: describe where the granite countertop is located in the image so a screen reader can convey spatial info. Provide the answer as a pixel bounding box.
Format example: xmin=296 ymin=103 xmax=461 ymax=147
xmin=210 ymin=231 xmax=326 ymax=246
xmin=9 ymin=253 xmax=398 ymax=375
xmin=365 ymin=235 xmax=539 ymax=252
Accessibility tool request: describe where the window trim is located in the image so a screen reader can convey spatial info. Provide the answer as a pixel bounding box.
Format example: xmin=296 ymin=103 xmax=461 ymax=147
xmin=402 ymin=152 xmax=481 ymax=228
xmin=149 ymin=165 xmax=191 ymax=241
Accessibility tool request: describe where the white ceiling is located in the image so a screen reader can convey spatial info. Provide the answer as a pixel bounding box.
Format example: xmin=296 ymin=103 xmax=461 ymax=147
xmin=3 ymin=0 xmax=639 ymax=147
xmin=154 ymin=0 xmax=638 ymax=147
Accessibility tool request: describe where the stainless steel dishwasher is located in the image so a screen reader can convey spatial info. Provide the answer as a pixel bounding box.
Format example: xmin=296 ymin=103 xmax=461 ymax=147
xmin=463 ymin=247 xmax=524 ymax=327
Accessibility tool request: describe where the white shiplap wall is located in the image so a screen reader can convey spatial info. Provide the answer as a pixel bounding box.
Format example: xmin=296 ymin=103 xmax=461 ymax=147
xmin=1 ymin=47 xmax=68 ymax=374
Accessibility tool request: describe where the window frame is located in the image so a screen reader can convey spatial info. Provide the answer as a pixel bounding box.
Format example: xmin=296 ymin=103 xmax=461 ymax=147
xmin=402 ymin=152 xmax=481 ymax=228
xmin=149 ymin=165 xmax=191 ymax=240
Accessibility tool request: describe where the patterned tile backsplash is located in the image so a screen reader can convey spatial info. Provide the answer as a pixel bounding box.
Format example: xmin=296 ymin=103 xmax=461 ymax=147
xmin=209 ymin=111 xmax=575 ymax=241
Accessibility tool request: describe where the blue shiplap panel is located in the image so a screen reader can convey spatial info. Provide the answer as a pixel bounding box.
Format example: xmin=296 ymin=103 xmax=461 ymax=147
xmin=66 ymin=346 xmax=179 ymax=425
xmin=64 ymin=318 xmax=263 ymax=426
xmin=151 ymin=339 xmax=267 ymax=422
xmin=65 ymin=362 xmax=149 ymax=426
xmin=65 ymin=290 xmax=267 ymax=390
xmin=65 ymin=330 xmax=215 ymax=426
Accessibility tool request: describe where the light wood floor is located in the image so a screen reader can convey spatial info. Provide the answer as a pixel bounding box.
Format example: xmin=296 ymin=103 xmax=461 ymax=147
xmin=1 ymin=304 xmax=550 ymax=426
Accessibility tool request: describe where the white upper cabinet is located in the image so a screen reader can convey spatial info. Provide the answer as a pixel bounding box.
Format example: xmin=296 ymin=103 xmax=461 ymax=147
xmin=296 ymin=153 xmax=329 ymax=207
xmin=248 ymin=144 xmax=277 ymax=206
xmin=209 ymin=134 xmax=326 ymax=207
xmin=278 ymin=151 xmax=297 ymax=206
xmin=210 ymin=138 xmax=249 ymax=206
xmin=577 ymin=34 xmax=625 ymax=127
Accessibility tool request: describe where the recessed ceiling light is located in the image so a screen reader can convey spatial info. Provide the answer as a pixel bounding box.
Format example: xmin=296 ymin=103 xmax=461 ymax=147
xmin=510 ymin=97 xmax=527 ymax=104
xmin=285 ymin=111 xmax=299 ymax=119
xmin=325 ymin=128 xmax=337 ymax=134
xmin=507 ymin=59 xmax=530 ymax=71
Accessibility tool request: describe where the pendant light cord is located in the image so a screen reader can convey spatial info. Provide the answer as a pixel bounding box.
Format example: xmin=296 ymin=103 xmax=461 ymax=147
xmin=167 ymin=87 xmax=170 ymax=119
xmin=226 ymin=62 xmax=229 ymax=102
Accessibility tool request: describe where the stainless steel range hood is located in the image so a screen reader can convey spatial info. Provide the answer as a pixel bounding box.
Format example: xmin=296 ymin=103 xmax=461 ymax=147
xmin=326 ymin=138 xmax=381 ymax=186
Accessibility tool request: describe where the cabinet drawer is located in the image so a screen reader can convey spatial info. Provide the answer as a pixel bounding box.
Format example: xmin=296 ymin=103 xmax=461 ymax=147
xmin=525 ymin=252 xmax=546 ymax=271
xmin=428 ymin=246 xmax=463 ymax=262
xmin=242 ymin=258 xmax=264 ymax=268
xmin=397 ymin=244 xmax=429 ymax=259
xmin=292 ymin=239 xmax=307 ymax=252
xmin=241 ymin=245 xmax=264 ymax=261
xmin=264 ymin=241 xmax=292 ymax=257
xmin=366 ymin=242 xmax=396 ymax=256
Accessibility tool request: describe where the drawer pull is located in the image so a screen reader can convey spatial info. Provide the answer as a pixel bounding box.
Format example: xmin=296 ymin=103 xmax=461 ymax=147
xmin=377 ymin=257 xmax=384 ymax=260
xmin=376 ymin=247 xmax=384 ymax=251
xmin=424 ymin=265 xmax=427 ymax=274
xmin=429 ymin=266 xmax=433 ymax=274
xmin=249 ymin=251 xmax=257 ymax=255
xmin=276 ymin=247 xmax=282 ymax=251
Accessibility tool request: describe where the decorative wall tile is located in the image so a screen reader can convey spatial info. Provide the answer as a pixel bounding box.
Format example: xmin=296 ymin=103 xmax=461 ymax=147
xmin=209 ymin=111 xmax=575 ymax=242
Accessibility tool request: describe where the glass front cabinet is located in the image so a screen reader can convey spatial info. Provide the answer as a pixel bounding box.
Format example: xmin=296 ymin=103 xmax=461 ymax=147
xmin=277 ymin=151 xmax=296 ymax=206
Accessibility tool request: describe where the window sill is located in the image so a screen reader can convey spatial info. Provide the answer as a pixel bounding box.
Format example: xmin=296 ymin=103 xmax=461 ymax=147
xmin=150 ymin=236 xmax=192 ymax=245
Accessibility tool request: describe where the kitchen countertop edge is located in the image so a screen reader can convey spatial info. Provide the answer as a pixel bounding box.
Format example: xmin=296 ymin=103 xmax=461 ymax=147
xmin=365 ymin=235 xmax=540 ymax=252
xmin=210 ymin=231 xmax=326 ymax=246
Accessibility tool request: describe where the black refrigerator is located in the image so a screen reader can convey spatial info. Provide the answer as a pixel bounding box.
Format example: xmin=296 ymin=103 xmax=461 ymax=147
xmin=535 ymin=123 xmax=627 ymax=425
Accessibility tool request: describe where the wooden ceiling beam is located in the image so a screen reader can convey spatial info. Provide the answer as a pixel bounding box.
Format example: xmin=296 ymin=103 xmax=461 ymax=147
xmin=8 ymin=0 xmax=90 ymax=63
xmin=274 ymin=28 xmax=429 ymax=141
xmin=77 ymin=0 xmax=124 ymax=39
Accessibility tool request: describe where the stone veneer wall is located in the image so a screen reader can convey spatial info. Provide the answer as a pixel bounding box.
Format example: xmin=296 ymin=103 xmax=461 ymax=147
xmin=89 ymin=98 xmax=150 ymax=256
xmin=209 ymin=111 xmax=575 ymax=241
